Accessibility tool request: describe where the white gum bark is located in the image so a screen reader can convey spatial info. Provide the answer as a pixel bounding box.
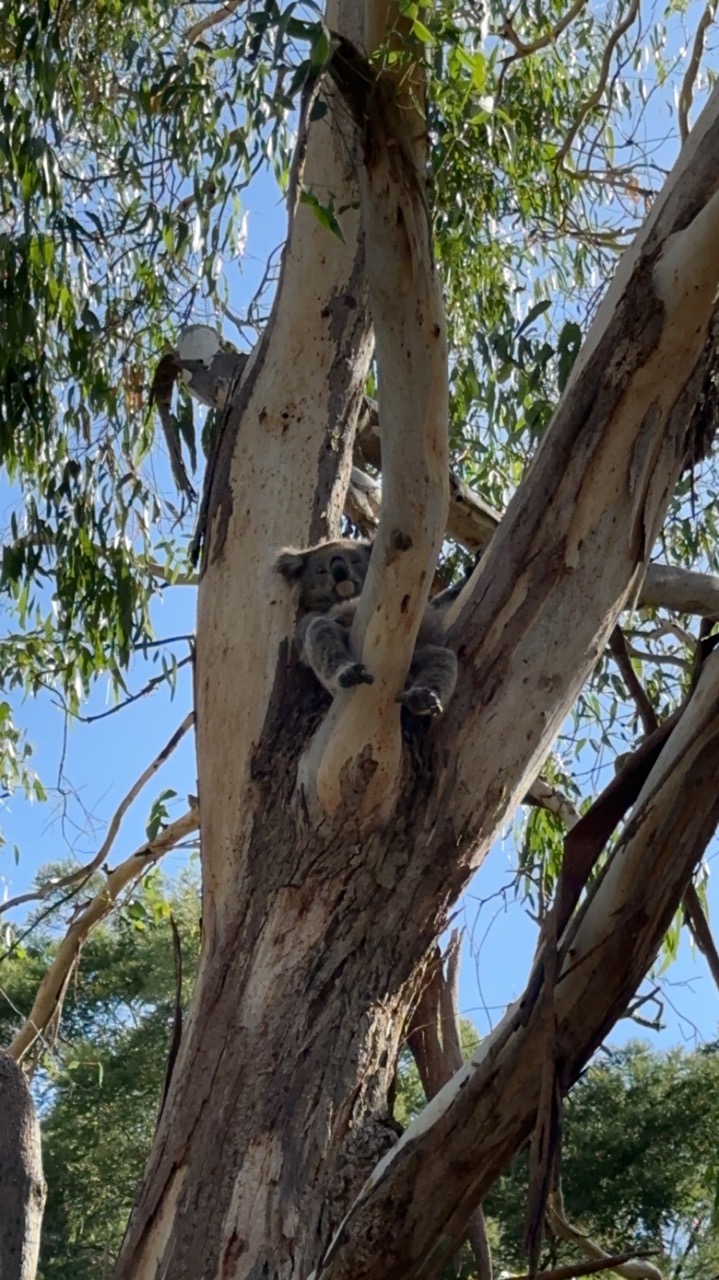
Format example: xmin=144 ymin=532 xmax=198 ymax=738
xmin=432 ymin=80 xmax=719 ymax=855
xmin=194 ymin=0 xmax=372 ymax=928
xmin=299 ymin=30 xmax=449 ymax=822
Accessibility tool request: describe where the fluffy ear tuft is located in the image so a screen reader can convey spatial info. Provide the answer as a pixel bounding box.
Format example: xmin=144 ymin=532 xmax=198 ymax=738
xmin=275 ymin=549 xmax=308 ymax=581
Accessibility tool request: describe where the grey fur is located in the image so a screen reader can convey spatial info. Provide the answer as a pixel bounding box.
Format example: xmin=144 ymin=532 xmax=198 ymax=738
xmin=276 ymin=539 xmax=457 ymax=716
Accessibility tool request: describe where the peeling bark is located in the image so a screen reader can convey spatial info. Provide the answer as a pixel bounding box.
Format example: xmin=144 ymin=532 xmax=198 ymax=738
xmin=113 ymin=44 xmax=719 ymax=1280
xmin=315 ymin=650 xmax=719 ymax=1280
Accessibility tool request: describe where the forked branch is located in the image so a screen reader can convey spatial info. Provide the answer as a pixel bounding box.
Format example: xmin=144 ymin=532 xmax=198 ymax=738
xmin=0 ymin=713 xmax=194 ymax=919
xmin=7 ymin=807 xmax=199 ymax=1062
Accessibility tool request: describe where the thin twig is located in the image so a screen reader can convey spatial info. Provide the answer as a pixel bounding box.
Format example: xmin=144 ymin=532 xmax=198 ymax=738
xmin=555 ymin=0 xmax=641 ymax=168
xmin=78 ymin=655 xmax=193 ymax=723
xmin=0 ymin=713 xmax=194 ymax=918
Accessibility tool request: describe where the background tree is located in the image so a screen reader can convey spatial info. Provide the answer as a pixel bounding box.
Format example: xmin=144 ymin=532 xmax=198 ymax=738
xmin=0 ymin=871 xmax=200 ymax=1280
xmin=2 ymin=1 xmax=719 ymax=1278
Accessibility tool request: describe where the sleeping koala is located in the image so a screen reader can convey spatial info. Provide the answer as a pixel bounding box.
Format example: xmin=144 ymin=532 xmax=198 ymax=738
xmin=276 ymin=538 xmax=458 ymax=716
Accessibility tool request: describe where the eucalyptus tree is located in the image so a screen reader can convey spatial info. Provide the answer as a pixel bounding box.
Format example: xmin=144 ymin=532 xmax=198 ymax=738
xmin=2 ymin=1 xmax=719 ymax=1279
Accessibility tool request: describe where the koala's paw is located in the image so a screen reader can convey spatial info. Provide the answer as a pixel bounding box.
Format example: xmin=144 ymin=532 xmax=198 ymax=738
xmin=396 ymin=686 xmax=443 ymax=717
xmin=338 ymin=662 xmax=375 ymax=688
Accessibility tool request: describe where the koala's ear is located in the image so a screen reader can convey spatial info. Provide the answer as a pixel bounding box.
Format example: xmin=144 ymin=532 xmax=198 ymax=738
xmin=276 ymin=549 xmax=308 ymax=581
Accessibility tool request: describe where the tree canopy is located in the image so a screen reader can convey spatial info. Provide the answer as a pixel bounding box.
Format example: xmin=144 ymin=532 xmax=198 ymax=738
xmin=2 ymin=1 xmax=719 ymax=1279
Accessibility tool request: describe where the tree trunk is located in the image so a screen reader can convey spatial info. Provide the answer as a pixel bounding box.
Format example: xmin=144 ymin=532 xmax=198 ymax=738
xmin=0 ymin=1055 xmax=45 ymax=1280
xmin=113 ymin=7 xmax=719 ymax=1273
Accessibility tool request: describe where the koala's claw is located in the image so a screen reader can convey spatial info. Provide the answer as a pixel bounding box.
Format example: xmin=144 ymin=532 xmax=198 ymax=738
xmin=338 ymin=662 xmax=375 ymax=688
xmin=396 ymin=686 xmax=443 ymax=717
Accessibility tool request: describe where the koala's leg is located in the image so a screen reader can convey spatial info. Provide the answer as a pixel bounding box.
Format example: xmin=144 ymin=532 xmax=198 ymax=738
xmin=300 ymin=615 xmax=374 ymax=692
xmin=396 ymin=645 xmax=457 ymax=717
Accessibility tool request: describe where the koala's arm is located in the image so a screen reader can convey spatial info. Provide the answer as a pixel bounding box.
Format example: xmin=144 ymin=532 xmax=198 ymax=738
xmin=297 ymin=613 xmax=374 ymax=693
xmin=397 ymin=644 xmax=457 ymax=717
xmin=398 ymin=605 xmax=457 ymax=717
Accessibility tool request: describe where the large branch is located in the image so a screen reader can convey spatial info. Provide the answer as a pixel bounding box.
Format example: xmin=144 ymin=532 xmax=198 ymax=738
xmin=430 ymin=82 xmax=719 ymax=851
xmin=194 ymin=0 xmax=374 ymax=907
xmin=298 ymin=37 xmax=449 ymax=820
xmin=355 ymin=403 xmax=719 ymax=617
xmin=316 ymin=647 xmax=719 ymax=1280
xmin=178 ymin=360 xmax=719 ymax=619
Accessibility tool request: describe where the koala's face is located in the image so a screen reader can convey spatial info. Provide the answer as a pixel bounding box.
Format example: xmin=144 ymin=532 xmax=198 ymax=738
xmin=276 ymin=539 xmax=372 ymax=611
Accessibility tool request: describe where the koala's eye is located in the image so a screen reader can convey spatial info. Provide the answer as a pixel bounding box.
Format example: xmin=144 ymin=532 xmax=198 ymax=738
xmin=315 ymin=567 xmax=329 ymax=576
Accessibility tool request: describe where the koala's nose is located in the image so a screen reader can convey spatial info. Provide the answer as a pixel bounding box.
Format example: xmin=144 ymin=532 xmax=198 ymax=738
xmin=330 ymin=558 xmax=350 ymax=583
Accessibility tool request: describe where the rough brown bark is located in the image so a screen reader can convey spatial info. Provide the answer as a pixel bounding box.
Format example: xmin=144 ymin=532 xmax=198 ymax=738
xmin=0 ymin=1055 xmax=45 ymax=1280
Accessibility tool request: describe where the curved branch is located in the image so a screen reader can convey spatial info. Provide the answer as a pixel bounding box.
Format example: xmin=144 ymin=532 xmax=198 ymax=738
xmin=7 ymin=807 xmax=199 ymax=1062
xmin=496 ymin=0 xmax=589 ymax=58
xmin=555 ymin=0 xmax=641 ymax=168
xmin=678 ymin=0 xmax=717 ymax=143
xmin=300 ymin=40 xmax=449 ymax=819
xmin=547 ymin=1187 xmax=663 ymax=1280
xmin=0 ymin=713 xmax=194 ymax=919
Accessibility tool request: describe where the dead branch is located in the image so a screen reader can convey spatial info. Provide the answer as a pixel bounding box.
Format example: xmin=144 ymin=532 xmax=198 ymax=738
xmin=683 ymin=880 xmax=719 ymax=991
xmin=547 ymin=1187 xmax=663 ymax=1280
xmin=7 ymin=806 xmax=199 ymax=1062
xmin=0 ymin=713 xmax=194 ymax=919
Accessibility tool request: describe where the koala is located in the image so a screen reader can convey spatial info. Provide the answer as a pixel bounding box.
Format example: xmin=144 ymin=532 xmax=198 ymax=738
xmin=276 ymin=538 xmax=458 ymax=717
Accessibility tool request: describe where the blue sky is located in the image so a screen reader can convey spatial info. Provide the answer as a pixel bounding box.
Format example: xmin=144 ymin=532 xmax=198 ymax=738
xmin=2 ymin=80 xmax=718 ymax=1059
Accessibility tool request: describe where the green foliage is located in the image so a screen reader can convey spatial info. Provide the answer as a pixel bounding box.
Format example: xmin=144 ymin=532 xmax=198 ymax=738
xmin=484 ymin=1041 xmax=719 ymax=1278
xmin=0 ymin=870 xmax=200 ymax=1280
xmin=394 ymin=1032 xmax=719 ymax=1279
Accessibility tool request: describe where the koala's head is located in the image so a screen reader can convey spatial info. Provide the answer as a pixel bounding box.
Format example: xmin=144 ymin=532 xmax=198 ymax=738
xmin=276 ymin=539 xmax=373 ymax=611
